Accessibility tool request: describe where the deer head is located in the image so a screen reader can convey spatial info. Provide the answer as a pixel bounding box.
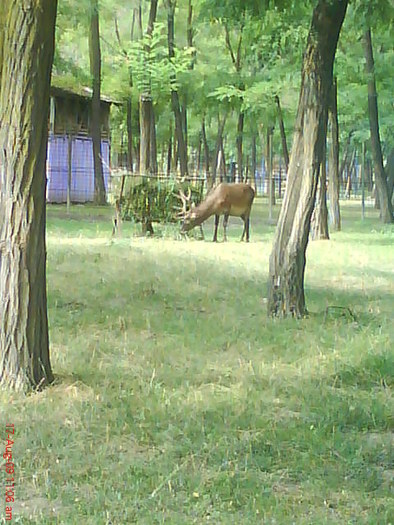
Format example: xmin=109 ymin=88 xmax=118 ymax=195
xmin=177 ymin=188 xmax=198 ymax=232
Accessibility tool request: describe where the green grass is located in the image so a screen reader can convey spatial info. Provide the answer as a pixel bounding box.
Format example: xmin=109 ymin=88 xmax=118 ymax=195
xmin=1 ymin=199 xmax=393 ymax=524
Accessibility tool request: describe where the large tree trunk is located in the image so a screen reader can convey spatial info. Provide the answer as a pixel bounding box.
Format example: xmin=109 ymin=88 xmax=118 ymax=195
xmin=89 ymin=0 xmax=106 ymax=204
xmin=328 ymin=77 xmax=341 ymax=230
xmin=363 ymin=28 xmax=393 ymax=223
xmin=0 ymin=0 xmax=57 ymax=391
xmin=267 ymin=0 xmax=348 ymax=318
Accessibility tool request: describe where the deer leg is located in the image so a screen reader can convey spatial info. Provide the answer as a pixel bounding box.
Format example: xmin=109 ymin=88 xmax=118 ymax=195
xmin=223 ymin=214 xmax=229 ymax=242
xmin=240 ymin=214 xmax=246 ymax=241
xmin=245 ymin=217 xmax=250 ymax=242
xmin=213 ymin=214 xmax=220 ymax=242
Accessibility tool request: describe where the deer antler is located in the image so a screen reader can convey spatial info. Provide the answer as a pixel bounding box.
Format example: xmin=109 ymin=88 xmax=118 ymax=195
xmin=176 ymin=188 xmax=192 ymax=217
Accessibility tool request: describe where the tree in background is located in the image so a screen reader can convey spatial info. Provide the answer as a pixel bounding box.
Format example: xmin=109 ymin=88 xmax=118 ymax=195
xmin=268 ymin=0 xmax=348 ymax=318
xmin=0 ymin=0 xmax=57 ymax=390
xmin=328 ymin=77 xmax=341 ymax=231
xmin=363 ymin=28 xmax=393 ymax=223
xmin=167 ymin=0 xmax=188 ymax=178
xmin=89 ymin=0 xmax=107 ymax=204
xmin=139 ymin=0 xmax=158 ymax=177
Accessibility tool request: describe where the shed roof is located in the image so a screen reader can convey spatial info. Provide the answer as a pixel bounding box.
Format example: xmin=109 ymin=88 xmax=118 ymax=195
xmin=50 ymin=76 xmax=113 ymax=104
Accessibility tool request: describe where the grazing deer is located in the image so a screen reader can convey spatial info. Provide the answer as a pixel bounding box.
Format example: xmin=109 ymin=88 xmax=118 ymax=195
xmin=179 ymin=183 xmax=255 ymax=242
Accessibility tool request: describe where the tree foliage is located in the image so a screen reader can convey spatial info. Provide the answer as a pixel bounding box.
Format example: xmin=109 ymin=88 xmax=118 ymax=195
xmin=53 ymin=0 xmax=393 ymax=193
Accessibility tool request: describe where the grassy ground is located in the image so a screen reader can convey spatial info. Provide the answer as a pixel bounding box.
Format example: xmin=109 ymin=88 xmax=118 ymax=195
xmin=1 ymin=199 xmax=393 ymax=524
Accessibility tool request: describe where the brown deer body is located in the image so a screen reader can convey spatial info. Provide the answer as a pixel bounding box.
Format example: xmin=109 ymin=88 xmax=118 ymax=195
xmin=180 ymin=183 xmax=255 ymax=242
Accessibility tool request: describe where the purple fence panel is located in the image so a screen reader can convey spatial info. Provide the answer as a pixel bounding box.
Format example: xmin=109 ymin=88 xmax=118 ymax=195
xmin=47 ymin=135 xmax=110 ymax=203
xmin=47 ymin=136 xmax=68 ymax=203
xmin=71 ymin=137 xmax=94 ymax=202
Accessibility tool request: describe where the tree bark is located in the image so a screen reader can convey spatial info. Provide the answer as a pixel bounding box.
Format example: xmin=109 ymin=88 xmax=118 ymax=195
xmin=251 ymin=132 xmax=257 ymax=194
xmin=150 ymin=103 xmax=158 ymax=176
xmin=275 ymin=95 xmax=290 ymax=173
xmin=89 ymin=0 xmax=106 ymax=204
xmin=167 ymin=129 xmax=172 ymax=177
xmin=363 ymin=28 xmax=393 ymax=222
xmin=0 ymin=0 xmax=57 ymax=391
xmin=126 ymin=98 xmax=133 ymax=173
xmin=211 ymin=113 xmax=227 ymax=189
xmin=386 ymin=148 xmax=394 ymax=203
xmin=311 ymin=129 xmax=330 ymax=240
xmin=167 ymin=0 xmax=188 ymax=178
xmin=267 ymin=126 xmax=275 ymax=220
xmin=196 ymin=132 xmax=202 ymax=175
xmin=328 ymin=77 xmax=341 ymax=230
xmin=236 ymin=111 xmax=244 ymax=182
xmin=220 ymin=137 xmax=227 ymax=182
xmin=139 ymin=93 xmax=151 ymax=175
xmin=267 ymin=0 xmax=348 ymax=318
xmin=201 ymin=117 xmax=210 ymax=179
xmin=139 ymin=0 xmax=158 ymax=176
xmin=345 ymin=148 xmax=355 ymax=199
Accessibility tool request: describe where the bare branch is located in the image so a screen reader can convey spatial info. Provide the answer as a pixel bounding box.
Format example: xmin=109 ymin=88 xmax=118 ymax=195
xmin=224 ymin=23 xmax=237 ymax=68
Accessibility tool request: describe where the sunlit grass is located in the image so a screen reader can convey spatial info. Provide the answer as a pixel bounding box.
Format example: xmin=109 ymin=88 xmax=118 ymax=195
xmin=0 ymin=199 xmax=393 ymax=524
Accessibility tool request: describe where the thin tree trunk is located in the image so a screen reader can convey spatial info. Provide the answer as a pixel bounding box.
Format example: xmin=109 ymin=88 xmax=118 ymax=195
xmin=0 ymin=0 xmax=57 ymax=391
xmin=124 ymin=4 xmax=137 ymax=177
xmin=363 ymin=28 xmax=393 ymax=222
xmin=139 ymin=0 xmax=158 ymax=176
xmin=150 ymin=105 xmax=158 ymax=176
xmin=220 ymin=137 xmax=227 ymax=181
xmin=328 ymin=77 xmax=341 ymax=230
xmin=211 ymin=113 xmax=227 ymax=189
xmin=386 ymin=148 xmax=394 ymax=203
xmin=345 ymin=149 xmax=355 ymax=199
xmin=126 ymin=98 xmax=133 ymax=173
xmin=311 ymin=128 xmax=330 ymax=240
xmin=361 ymin=141 xmax=366 ymax=220
xmin=89 ymin=0 xmax=106 ymax=204
xmin=201 ymin=117 xmax=210 ymax=180
xmin=339 ymin=131 xmax=352 ymax=186
xmin=139 ymin=94 xmax=151 ymax=175
xmin=267 ymin=0 xmax=348 ymax=318
xmin=275 ymin=95 xmax=290 ymax=173
xmin=167 ymin=0 xmax=188 ymax=178
xmin=267 ymin=127 xmax=275 ymax=220
xmin=245 ymin=155 xmax=249 ymax=183
xmin=181 ymin=104 xmax=188 ymax=156
xmin=135 ymin=107 xmax=141 ymax=173
xmin=196 ymin=132 xmax=202 ymax=175
xmin=251 ymin=132 xmax=257 ymax=194
xmin=236 ymin=111 xmax=244 ymax=182
xmin=167 ymin=122 xmax=172 ymax=176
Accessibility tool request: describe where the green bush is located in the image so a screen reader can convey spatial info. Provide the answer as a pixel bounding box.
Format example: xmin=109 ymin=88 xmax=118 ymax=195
xmin=121 ymin=178 xmax=204 ymax=226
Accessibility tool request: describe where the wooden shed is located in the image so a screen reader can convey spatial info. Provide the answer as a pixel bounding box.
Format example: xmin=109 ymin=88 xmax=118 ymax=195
xmin=47 ymin=83 xmax=112 ymax=203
